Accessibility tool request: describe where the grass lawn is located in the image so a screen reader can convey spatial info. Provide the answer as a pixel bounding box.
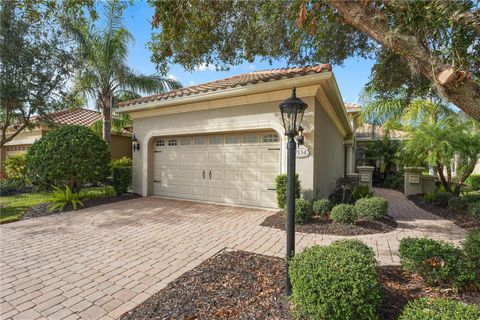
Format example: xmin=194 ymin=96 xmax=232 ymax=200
xmin=0 ymin=186 xmax=111 ymax=224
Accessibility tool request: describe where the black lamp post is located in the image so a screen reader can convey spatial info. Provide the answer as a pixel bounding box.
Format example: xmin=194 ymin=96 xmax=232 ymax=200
xmin=279 ymin=87 xmax=308 ymax=295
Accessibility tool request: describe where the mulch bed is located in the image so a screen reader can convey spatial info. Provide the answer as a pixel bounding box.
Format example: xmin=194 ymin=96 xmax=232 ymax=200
xmin=408 ymin=195 xmax=480 ymax=230
xmin=260 ymin=211 xmax=397 ymax=236
xmin=121 ymin=250 xmax=479 ymax=320
xmin=21 ymin=194 xmax=140 ymax=220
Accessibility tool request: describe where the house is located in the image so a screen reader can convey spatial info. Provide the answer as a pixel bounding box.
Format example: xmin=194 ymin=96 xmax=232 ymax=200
xmin=0 ymin=108 xmax=132 ymax=175
xmin=118 ymin=65 xmax=354 ymax=208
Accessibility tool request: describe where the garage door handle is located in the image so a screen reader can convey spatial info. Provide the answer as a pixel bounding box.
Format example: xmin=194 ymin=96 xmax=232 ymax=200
xmin=202 ymin=170 xmax=205 ymax=179
xmin=209 ymin=170 xmax=212 ymax=180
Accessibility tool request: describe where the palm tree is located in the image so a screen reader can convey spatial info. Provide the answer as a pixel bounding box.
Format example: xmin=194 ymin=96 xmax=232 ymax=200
xmin=70 ymin=1 xmax=181 ymax=143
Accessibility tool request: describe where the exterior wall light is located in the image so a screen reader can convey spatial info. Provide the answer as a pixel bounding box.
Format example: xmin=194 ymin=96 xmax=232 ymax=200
xmin=132 ymin=134 xmax=140 ymax=152
xmin=279 ymin=87 xmax=308 ymax=296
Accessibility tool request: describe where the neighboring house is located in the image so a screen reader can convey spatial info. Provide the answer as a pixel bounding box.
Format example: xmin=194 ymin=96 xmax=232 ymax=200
xmin=118 ymin=65 xmax=353 ymax=208
xmin=0 ymin=108 xmax=132 ymax=175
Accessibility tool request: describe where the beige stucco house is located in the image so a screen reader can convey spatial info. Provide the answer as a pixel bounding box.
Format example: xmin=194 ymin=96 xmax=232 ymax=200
xmin=118 ymin=65 xmax=354 ymax=208
xmin=0 ymin=108 xmax=132 ymax=175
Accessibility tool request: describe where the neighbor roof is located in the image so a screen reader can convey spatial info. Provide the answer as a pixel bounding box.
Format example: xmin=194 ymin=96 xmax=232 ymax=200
xmin=344 ymin=102 xmax=362 ymax=112
xmin=118 ymin=64 xmax=332 ymax=108
xmin=38 ymin=108 xmax=101 ymax=127
xmin=356 ymin=123 xmax=406 ymax=140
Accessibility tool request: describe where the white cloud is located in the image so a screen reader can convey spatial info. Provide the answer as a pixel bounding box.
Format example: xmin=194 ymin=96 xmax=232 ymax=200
xmin=194 ymin=63 xmax=216 ymax=71
xmin=188 ymin=80 xmax=196 ymax=86
xmin=167 ymin=74 xmax=178 ymax=81
xmin=248 ymin=64 xmax=257 ymax=70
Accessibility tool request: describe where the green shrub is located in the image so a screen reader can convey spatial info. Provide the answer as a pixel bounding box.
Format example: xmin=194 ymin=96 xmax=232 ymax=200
xmin=289 ymin=240 xmax=381 ymax=320
xmin=112 ymin=166 xmax=132 ymax=195
xmin=432 ymin=192 xmax=454 ymax=207
xmin=289 ymin=198 xmax=313 ymax=223
xmin=312 ymin=198 xmax=330 ymax=216
xmin=399 ymin=298 xmax=480 ymax=320
xmin=464 ymin=194 xmax=480 ymax=204
xmin=48 ymin=186 xmax=84 ymax=213
xmin=275 ymin=173 xmax=301 ymax=209
xmin=355 ymin=196 xmax=388 ymax=220
xmin=423 ymin=192 xmax=435 ymax=203
xmin=467 ymin=201 xmax=480 ymax=219
xmin=111 ymin=156 xmax=132 ymax=168
xmin=329 ymin=176 xmax=358 ymax=204
xmin=26 ymin=125 xmax=110 ymax=192
xmin=352 ymin=185 xmax=372 ymax=201
xmin=4 ymin=154 xmax=27 ymax=181
xmin=399 ymin=238 xmax=477 ymax=290
xmin=464 ymin=229 xmax=480 ymax=267
xmin=0 ymin=178 xmax=25 ymax=196
xmin=447 ymin=196 xmax=468 ymax=210
xmin=465 ymin=174 xmax=480 ymax=191
xmin=330 ymin=204 xmax=357 ymax=224
xmin=382 ymin=172 xmax=404 ymax=189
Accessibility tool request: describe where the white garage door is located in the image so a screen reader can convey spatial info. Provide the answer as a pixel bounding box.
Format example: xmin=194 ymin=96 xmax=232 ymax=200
xmin=152 ymin=131 xmax=281 ymax=208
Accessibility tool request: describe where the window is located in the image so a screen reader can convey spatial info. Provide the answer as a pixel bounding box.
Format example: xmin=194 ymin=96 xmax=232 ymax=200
xmin=262 ymin=133 xmax=279 ymax=143
xmin=167 ymin=139 xmax=178 ymax=146
xmin=194 ymin=137 xmax=206 ymax=146
xmin=156 ymin=139 xmax=165 ymax=147
xmin=242 ymin=133 xmax=258 ymax=144
xmin=209 ymin=136 xmax=222 ymax=145
xmin=225 ymin=135 xmax=240 ymax=144
xmin=180 ymin=139 xmax=192 ymax=146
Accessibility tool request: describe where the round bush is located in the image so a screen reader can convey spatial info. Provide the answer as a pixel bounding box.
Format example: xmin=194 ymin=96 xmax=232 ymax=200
xmin=399 ymin=298 xmax=480 ymax=320
xmin=275 ymin=173 xmax=301 ymax=209
xmin=468 ymin=201 xmax=480 ymax=219
xmin=447 ymin=196 xmax=468 ymax=210
xmin=399 ymin=237 xmax=477 ymax=290
xmin=4 ymin=154 xmax=27 ymax=181
xmin=292 ymin=198 xmax=313 ymax=223
xmin=355 ymin=196 xmax=388 ymax=220
xmin=26 ymin=125 xmax=110 ymax=192
xmin=330 ymin=204 xmax=357 ymax=224
xmin=464 ymin=194 xmax=480 ymax=204
xmin=432 ymin=192 xmax=454 ymax=207
xmin=312 ymin=198 xmax=330 ymax=216
xmin=464 ymin=229 xmax=480 ymax=267
xmin=465 ymin=175 xmax=480 ymax=191
xmin=289 ymin=240 xmax=381 ymax=320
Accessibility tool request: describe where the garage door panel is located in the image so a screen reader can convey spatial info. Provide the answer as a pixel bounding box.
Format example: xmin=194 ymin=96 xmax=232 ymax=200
xmin=242 ymin=152 xmax=258 ymax=163
xmin=225 ymin=152 xmax=240 ymax=163
xmin=224 ymin=170 xmax=240 ymax=182
xmin=243 ymin=171 xmax=259 ymax=183
xmin=262 ymin=151 xmax=280 ymax=164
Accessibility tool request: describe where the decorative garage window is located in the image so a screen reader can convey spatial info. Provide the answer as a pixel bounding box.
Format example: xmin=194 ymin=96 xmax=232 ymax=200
xmin=167 ymin=139 xmax=178 ymax=146
xmin=225 ymin=135 xmax=240 ymax=145
xmin=156 ymin=139 xmax=165 ymax=147
xmin=6 ymin=146 xmax=29 ymax=151
xmin=194 ymin=137 xmax=206 ymax=146
xmin=180 ymin=139 xmax=192 ymax=146
xmin=209 ymin=136 xmax=223 ymax=145
xmin=242 ymin=133 xmax=258 ymax=144
xmin=262 ymin=133 xmax=279 ymax=143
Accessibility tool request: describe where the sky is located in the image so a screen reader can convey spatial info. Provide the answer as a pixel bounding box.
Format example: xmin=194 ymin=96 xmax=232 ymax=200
xmin=120 ymin=1 xmax=375 ymax=104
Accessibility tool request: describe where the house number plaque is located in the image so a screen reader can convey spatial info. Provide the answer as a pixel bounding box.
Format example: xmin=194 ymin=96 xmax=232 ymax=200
xmin=296 ymin=147 xmax=310 ymax=158
xmin=361 ymin=174 xmax=370 ymax=182
xmin=409 ymin=175 xmax=420 ymax=184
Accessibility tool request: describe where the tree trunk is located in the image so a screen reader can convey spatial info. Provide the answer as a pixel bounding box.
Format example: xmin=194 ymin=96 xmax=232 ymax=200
xmin=436 ymin=162 xmax=451 ymax=192
xmin=327 ymin=1 xmax=480 ymax=122
xmin=453 ymin=160 xmax=476 ymax=195
xmin=102 ymin=97 xmax=112 ymax=144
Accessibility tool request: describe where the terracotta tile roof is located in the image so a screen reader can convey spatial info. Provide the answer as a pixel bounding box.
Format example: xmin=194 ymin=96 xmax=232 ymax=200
xmin=118 ymin=64 xmax=332 ymax=108
xmin=345 ymin=102 xmax=361 ymax=112
xmin=38 ymin=108 xmax=101 ymax=127
xmin=356 ymin=123 xmax=406 ymax=140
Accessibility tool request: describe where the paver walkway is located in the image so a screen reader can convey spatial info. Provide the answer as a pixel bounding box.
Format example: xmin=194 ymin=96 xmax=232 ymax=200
xmin=0 ymin=188 xmax=466 ymax=319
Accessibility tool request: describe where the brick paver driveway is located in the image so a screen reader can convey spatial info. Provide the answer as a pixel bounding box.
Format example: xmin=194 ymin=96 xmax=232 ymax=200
xmin=0 ymin=189 xmax=467 ymax=319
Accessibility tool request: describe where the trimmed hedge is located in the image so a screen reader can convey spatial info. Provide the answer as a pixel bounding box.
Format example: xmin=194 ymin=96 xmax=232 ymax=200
xmin=399 ymin=298 xmax=480 ymax=320
xmin=432 ymin=192 xmax=454 ymax=207
xmin=330 ymin=204 xmax=357 ymax=224
xmin=275 ymin=174 xmax=301 ymax=209
xmin=399 ymin=238 xmax=477 ymax=290
xmin=465 ymin=174 xmax=480 ymax=191
xmin=355 ymin=196 xmax=388 ymax=220
xmin=293 ymin=198 xmax=313 ymax=223
xmin=312 ymin=198 xmax=330 ymax=216
xmin=464 ymin=229 xmax=480 ymax=267
xmin=26 ymin=125 xmax=110 ymax=192
xmin=289 ymin=240 xmax=381 ymax=320
xmin=112 ymin=167 xmax=132 ymax=195
xmin=467 ymin=201 xmax=480 ymax=219
xmin=4 ymin=154 xmax=27 ymax=181
xmin=447 ymin=196 xmax=468 ymax=210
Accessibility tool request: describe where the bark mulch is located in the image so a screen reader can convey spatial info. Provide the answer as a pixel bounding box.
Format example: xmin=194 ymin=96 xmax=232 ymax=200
xmin=121 ymin=250 xmax=479 ymax=320
xmin=408 ymin=195 xmax=480 ymax=230
xmin=21 ymin=194 xmax=140 ymax=220
xmin=260 ymin=211 xmax=397 ymax=236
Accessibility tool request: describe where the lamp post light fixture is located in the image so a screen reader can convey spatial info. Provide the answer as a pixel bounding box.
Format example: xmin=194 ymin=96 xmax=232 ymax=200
xmin=132 ymin=134 xmax=140 ymax=152
xmin=279 ymin=87 xmax=308 ymax=296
